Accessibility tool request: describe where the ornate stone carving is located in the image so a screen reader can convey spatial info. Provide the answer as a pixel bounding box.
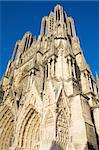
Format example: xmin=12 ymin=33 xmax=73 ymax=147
xmin=0 ymin=4 xmax=99 ymax=150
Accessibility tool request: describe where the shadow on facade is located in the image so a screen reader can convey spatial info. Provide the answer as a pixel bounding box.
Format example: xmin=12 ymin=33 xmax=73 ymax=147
xmin=50 ymin=141 xmax=98 ymax=150
xmin=84 ymin=141 xmax=97 ymax=150
xmin=50 ymin=141 xmax=63 ymax=150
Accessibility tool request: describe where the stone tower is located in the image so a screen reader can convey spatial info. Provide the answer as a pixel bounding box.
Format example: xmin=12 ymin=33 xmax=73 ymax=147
xmin=0 ymin=5 xmax=99 ymax=150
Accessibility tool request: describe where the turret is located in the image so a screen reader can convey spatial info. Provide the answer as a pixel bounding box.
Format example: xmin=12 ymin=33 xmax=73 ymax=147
xmin=40 ymin=5 xmax=77 ymax=39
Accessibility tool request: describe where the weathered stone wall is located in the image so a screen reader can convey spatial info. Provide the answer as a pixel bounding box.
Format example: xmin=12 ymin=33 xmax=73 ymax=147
xmin=0 ymin=4 xmax=99 ymax=150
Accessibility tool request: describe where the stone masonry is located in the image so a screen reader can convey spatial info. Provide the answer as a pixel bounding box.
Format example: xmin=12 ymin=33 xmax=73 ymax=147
xmin=0 ymin=5 xmax=99 ymax=150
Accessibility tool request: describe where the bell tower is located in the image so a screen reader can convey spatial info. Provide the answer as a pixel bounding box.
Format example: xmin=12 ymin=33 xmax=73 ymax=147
xmin=0 ymin=4 xmax=99 ymax=150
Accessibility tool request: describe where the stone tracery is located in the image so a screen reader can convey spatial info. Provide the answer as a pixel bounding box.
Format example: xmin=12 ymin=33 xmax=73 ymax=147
xmin=17 ymin=105 xmax=40 ymax=150
xmin=56 ymin=90 xmax=70 ymax=149
xmin=0 ymin=105 xmax=14 ymax=150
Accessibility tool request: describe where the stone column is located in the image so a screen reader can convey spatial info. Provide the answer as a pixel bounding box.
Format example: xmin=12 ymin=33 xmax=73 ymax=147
xmin=28 ymin=35 xmax=32 ymax=48
xmin=51 ymin=56 xmax=56 ymax=78
xmin=27 ymin=74 xmax=31 ymax=90
xmin=81 ymin=72 xmax=87 ymax=93
xmin=67 ymin=18 xmax=71 ymax=36
xmin=69 ymin=17 xmax=76 ymax=38
xmin=93 ymin=82 xmax=97 ymax=95
xmin=56 ymin=51 xmax=62 ymax=79
xmin=48 ymin=60 xmax=51 ymax=79
xmin=40 ymin=17 xmax=44 ymax=36
xmin=66 ymin=58 xmax=70 ymax=79
xmin=29 ymin=70 xmax=34 ymax=87
xmin=85 ymin=71 xmax=90 ymax=92
xmin=68 ymin=57 xmax=72 ymax=78
xmin=11 ymin=42 xmax=19 ymax=61
xmin=25 ymin=37 xmax=29 ymax=49
xmin=44 ymin=64 xmax=48 ymax=80
xmin=72 ymin=61 xmax=76 ymax=79
xmin=21 ymin=34 xmax=28 ymax=52
xmin=89 ymin=76 xmax=92 ymax=91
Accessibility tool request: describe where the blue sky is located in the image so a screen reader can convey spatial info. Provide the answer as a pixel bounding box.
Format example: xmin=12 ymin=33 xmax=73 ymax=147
xmin=0 ymin=1 xmax=99 ymax=80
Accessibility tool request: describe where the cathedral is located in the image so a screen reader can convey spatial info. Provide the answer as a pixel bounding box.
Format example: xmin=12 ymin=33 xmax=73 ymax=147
xmin=0 ymin=4 xmax=99 ymax=150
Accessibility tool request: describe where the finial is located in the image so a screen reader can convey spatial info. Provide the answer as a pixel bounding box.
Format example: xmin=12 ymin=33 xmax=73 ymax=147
xmin=54 ymin=4 xmax=63 ymax=9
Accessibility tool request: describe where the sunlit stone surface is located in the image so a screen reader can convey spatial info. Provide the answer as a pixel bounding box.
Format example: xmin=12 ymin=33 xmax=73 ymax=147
xmin=0 ymin=5 xmax=99 ymax=150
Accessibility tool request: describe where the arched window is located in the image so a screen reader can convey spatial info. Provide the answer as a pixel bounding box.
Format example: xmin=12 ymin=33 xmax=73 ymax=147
xmin=44 ymin=20 xmax=46 ymax=35
xmin=30 ymin=37 xmax=33 ymax=47
xmin=58 ymin=9 xmax=60 ymax=21
xmin=13 ymin=44 xmax=18 ymax=61
xmin=23 ymin=37 xmax=27 ymax=52
xmin=56 ymin=109 xmax=69 ymax=143
xmin=56 ymin=11 xmax=57 ymax=20
xmin=63 ymin=12 xmax=67 ymax=27
xmin=70 ymin=21 xmax=73 ymax=36
xmin=26 ymin=35 xmax=30 ymax=49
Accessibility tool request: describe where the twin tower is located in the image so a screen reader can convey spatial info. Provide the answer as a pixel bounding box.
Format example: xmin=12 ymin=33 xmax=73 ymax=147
xmin=0 ymin=5 xmax=99 ymax=150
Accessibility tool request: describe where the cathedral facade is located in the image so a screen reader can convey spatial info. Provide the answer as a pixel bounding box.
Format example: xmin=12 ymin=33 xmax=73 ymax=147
xmin=0 ymin=5 xmax=99 ymax=150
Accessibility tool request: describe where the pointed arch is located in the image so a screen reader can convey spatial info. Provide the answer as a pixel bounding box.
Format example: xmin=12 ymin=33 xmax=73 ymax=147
xmin=56 ymin=108 xmax=70 ymax=148
xmin=68 ymin=17 xmax=76 ymax=37
xmin=56 ymin=88 xmax=71 ymax=148
xmin=44 ymin=19 xmax=46 ymax=35
xmin=63 ymin=11 xmax=67 ymax=25
xmin=11 ymin=42 xmax=19 ymax=61
xmin=17 ymin=104 xmax=40 ymax=150
xmin=56 ymin=109 xmax=69 ymax=136
xmin=40 ymin=17 xmax=47 ymax=36
xmin=54 ymin=5 xmax=63 ymax=22
xmin=56 ymin=87 xmax=70 ymax=112
xmin=58 ymin=9 xmax=60 ymax=21
xmin=0 ymin=105 xmax=14 ymax=150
